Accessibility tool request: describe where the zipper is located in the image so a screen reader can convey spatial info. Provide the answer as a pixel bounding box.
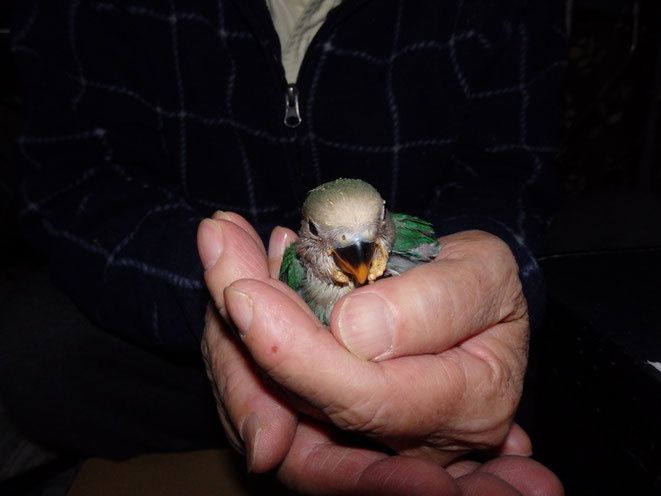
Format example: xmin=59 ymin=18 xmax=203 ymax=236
xmin=280 ymin=1 xmax=370 ymax=129
xmin=227 ymin=0 xmax=371 ymax=205
xmin=284 ymin=84 xmax=302 ymax=128
xmin=230 ymin=0 xmax=371 ymax=131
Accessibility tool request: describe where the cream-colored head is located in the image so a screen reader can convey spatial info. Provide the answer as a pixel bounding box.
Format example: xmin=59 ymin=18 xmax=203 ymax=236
xmin=297 ymin=178 xmax=395 ymax=286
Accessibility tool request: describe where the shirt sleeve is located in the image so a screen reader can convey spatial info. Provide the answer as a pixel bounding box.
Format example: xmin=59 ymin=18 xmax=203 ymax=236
xmin=426 ymin=0 xmax=567 ymax=328
xmin=12 ymin=2 xmax=210 ymax=351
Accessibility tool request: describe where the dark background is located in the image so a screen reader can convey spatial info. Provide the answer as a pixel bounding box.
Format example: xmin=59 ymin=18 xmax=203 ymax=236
xmin=528 ymin=1 xmax=661 ymax=494
xmin=1 ymin=0 xmax=660 ymax=494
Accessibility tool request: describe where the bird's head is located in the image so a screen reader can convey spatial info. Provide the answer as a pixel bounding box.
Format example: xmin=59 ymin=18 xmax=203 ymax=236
xmin=297 ymin=178 xmax=396 ymax=287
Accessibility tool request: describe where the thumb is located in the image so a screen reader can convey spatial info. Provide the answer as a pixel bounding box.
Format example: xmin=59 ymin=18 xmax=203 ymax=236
xmin=329 ymin=231 xmax=526 ymax=361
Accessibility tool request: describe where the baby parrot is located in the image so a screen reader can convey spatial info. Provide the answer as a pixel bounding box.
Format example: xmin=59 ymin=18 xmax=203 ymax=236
xmin=280 ymin=178 xmax=441 ymax=325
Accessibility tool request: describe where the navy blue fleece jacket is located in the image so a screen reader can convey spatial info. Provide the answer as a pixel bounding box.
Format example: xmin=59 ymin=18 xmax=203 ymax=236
xmin=11 ymin=0 xmax=566 ymax=351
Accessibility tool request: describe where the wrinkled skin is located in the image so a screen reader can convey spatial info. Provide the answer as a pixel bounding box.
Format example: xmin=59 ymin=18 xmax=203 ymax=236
xmin=197 ymin=211 xmax=564 ymax=496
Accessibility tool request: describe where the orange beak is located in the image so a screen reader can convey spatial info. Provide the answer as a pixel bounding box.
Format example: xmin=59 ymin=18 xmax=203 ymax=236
xmin=332 ymin=241 xmax=375 ymax=286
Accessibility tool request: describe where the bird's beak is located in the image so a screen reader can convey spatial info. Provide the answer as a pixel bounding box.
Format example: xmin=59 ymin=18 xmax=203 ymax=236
xmin=332 ymin=241 xmax=376 ymax=286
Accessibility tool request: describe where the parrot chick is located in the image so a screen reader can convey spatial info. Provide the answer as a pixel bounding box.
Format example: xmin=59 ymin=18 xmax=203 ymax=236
xmin=280 ymin=178 xmax=440 ymax=325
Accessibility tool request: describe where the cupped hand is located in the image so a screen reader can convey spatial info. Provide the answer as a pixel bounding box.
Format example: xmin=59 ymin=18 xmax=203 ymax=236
xmin=324 ymin=229 xmax=531 ymax=462
xmin=197 ymin=212 xmax=563 ymax=495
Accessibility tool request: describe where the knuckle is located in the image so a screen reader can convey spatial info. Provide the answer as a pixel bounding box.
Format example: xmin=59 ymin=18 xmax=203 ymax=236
xmin=326 ymin=396 xmax=390 ymax=435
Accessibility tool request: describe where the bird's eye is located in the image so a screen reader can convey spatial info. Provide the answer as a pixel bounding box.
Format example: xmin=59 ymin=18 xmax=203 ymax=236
xmin=308 ymin=220 xmax=319 ymax=236
xmin=381 ymin=204 xmax=387 ymax=221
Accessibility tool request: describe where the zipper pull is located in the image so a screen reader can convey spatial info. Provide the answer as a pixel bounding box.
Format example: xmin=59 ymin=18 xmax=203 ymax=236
xmin=284 ymin=84 xmax=302 ymax=128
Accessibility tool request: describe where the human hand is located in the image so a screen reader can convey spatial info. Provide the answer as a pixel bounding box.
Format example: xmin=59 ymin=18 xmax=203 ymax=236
xmin=198 ymin=212 xmax=563 ymax=495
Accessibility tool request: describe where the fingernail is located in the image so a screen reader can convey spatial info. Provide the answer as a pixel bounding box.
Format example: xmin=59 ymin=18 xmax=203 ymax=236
xmin=501 ymin=426 xmax=533 ymax=457
xmin=225 ymin=287 xmax=253 ymax=337
xmin=239 ymin=413 xmax=261 ymax=473
xmin=212 ymin=210 xmax=232 ymax=221
xmin=198 ymin=219 xmax=223 ymax=271
xmin=338 ymin=293 xmax=394 ymax=360
xmin=268 ymin=228 xmax=289 ymax=279
xmin=268 ymin=227 xmax=289 ymax=256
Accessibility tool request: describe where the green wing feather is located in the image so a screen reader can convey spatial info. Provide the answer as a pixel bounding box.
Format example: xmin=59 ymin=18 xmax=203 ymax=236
xmin=391 ymin=213 xmax=440 ymax=260
xmin=279 ymin=242 xmax=305 ymax=290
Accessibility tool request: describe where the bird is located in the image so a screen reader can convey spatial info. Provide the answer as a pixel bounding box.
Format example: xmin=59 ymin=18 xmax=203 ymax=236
xmin=279 ymin=178 xmax=441 ymax=325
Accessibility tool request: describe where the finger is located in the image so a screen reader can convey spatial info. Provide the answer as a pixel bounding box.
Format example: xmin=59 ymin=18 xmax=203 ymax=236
xmin=445 ymin=459 xmax=481 ymax=479
xmin=478 ymin=456 xmax=565 ymax=496
xmin=204 ymin=308 xmax=297 ymax=473
xmin=278 ymin=421 xmax=460 ymax=496
xmin=198 ymin=217 xmax=269 ymax=316
xmin=330 ymin=230 xmax=527 ymax=361
xmin=224 ymin=279 xmax=360 ymax=403
xmin=456 ymin=472 xmax=524 ymax=496
xmin=267 ymin=226 xmax=298 ymax=279
xmin=199 ymin=216 xmax=317 ymax=322
xmin=495 ymin=423 xmax=533 ymax=457
xmin=211 ymin=210 xmax=264 ymax=249
xmin=201 ymin=310 xmax=243 ymax=454
xmin=198 ymin=218 xmax=300 ymax=472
